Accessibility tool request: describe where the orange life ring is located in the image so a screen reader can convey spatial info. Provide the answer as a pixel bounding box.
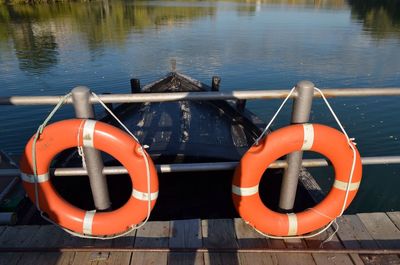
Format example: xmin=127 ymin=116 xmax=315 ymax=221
xmin=20 ymin=119 xmax=159 ymax=236
xmin=232 ymin=123 xmax=362 ymax=236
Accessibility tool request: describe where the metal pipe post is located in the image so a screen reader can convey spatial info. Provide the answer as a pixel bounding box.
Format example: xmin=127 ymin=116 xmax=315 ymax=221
xmin=279 ymin=81 xmax=315 ymax=211
xmin=71 ymin=86 xmax=111 ymax=211
xmin=211 ymin=76 xmax=221 ymax=91
xmin=130 ymin=79 xmax=141 ymax=93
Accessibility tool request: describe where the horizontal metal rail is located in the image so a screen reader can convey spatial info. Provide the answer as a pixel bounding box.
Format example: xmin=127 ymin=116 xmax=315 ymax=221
xmin=1 ymin=156 xmax=399 ymax=177
xmin=0 ymin=246 xmax=399 ymax=255
xmin=0 ymin=88 xmax=399 ymax=105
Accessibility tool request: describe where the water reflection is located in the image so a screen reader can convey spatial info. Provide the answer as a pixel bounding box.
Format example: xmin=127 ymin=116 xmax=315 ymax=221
xmin=349 ymin=0 xmax=400 ymax=39
xmin=0 ymin=1 xmax=216 ymax=73
xmin=1 ymin=0 xmax=400 ymax=74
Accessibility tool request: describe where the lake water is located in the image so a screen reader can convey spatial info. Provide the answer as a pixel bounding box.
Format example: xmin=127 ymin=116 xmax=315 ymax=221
xmin=0 ymin=0 xmax=399 ymax=213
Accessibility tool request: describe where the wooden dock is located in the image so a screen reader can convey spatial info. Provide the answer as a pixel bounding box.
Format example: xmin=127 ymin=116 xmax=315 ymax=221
xmin=0 ymin=212 xmax=399 ymax=265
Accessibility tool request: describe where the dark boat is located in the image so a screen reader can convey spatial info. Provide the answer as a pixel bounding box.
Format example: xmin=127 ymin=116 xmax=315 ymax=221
xmin=28 ymin=72 xmax=318 ymax=223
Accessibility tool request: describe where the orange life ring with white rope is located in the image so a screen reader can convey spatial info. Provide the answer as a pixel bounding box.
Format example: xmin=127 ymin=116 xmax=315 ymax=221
xmin=20 ymin=119 xmax=159 ymax=236
xmin=232 ymin=123 xmax=362 ymax=236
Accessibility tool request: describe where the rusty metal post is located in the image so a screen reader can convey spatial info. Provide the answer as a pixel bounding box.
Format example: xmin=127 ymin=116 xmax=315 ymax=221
xmin=278 ymin=81 xmax=314 ymax=211
xmin=72 ymin=86 xmax=111 ymax=211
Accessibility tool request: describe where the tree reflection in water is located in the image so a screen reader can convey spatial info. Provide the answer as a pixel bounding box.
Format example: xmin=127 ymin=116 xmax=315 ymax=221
xmin=0 ymin=0 xmax=399 ymax=74
xmin=0 ymin=1 xmax=215 ymax=73
xmin=349 ymin=0 xmax=400 ymax=39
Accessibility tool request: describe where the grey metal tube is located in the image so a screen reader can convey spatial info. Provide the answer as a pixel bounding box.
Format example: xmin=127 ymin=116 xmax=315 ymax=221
xmin=1 ymin=88 xmax=400 ymax=105
xmin=0 ymin=212 xmax=17 ymax=225
xmin=71 ymin=87 xmax=111 ymax=211
xmin=279 ymin=81 xmax=315 ymax=211
xmin=1 ymin=156 xmax=399 ymax=177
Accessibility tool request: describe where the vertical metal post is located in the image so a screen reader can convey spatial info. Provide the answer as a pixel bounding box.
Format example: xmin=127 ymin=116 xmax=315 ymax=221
xmin=278 ymin=81 xmax=314 ymax=211
xmin=72 ymin=86 xmax=111 ymax=211
xmin=130 ymin=79 xmax=141 ymax=94
xmin=211 ymin=76 xmax=221 ymax=91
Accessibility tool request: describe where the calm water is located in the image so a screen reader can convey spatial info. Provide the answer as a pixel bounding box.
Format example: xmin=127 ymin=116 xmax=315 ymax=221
xmin=0 ymin=0 xmax=399 ymax=213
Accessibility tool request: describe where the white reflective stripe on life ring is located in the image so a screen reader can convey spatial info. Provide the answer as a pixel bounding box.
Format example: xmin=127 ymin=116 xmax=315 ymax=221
xmin=132 ymin=189 xmax=159 ymax=201
xmin=301 ymin=124 xmax=314 ymax=150
xmin=20 ymin=172 xmax=49 ymax=183
xmin=287 ymin=213 xmax=298 ymax=236
xmin=83 ymin=210 xmax=96 ymax=235
xmin=333 ymin=180 xmax=360 ymax=191
xmin=232 ymin=185 xmax=259 ymax=196
xmin=83 ymin=120 xmax=97 ymax=148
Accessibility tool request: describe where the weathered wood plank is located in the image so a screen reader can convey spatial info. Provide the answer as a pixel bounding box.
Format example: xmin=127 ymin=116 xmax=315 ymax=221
xmin=70 ymin=251 xmax=131 ymax=265
xmin=204 ymin=253 xmax=240 ymax=265
xmin=57 ymin=229 xmax=94 ymax=248
xmin=202 ymin=219 xmax=238 ymax=249
xmin=358 ymin=212 xmax=400 ymax=249
xmin=234 ymin=218 xmax=269 ymax=248
xmin=27 ymin=225 xmax=65 ymax=248
xmin=335 ymin=215 xmax=377 ymax=265
xmin=0 ymin=253 xmax=21 ymax=265
xmin=15 ymin=253 xmax=60 ymax=265
xmin=52 ymin=252 xmax=76 ymax=265
xmin=234 ymin=219 xmax=276 ymax=265
xmin=0 ymin=226 xmax=6 ymax=236
xmin=130 ymin=252 xmax=168 ymax=265
xmin=16 ymin=225 xmax=76 ymax=265
xmin=386 ymin=212 xmax=400 ymax=231
xmin=238 ymin=253 xmax=276 ymax=265
xmin=134 ymin=221 xmax=170 ymax=248
xmin=312 ymin=253 xmax=355 ymax=265
xmin=274 ymin=253 xmax=317 ymax=265
xmin=360 ymin=254 xmax=400 ymax=265
xmin=169 ymin=219 xmax=202 ymax=248
xmin=112 ymin=229 xmax=137 ymax=247
xmin=336 ymin=215 xmax=378 ymax=249
xmin=0 ymin=225 xmax=40 ymax=247
xmin=168 ymin=253 xmax=204 ymax=265
xmin=0 ymin=226 xmax=43 ymax=265
xmin=305 ymin=227 xmax=354 ymax=265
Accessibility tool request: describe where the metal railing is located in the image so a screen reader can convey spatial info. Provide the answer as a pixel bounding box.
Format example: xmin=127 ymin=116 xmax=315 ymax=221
xmin=0 ymin=156 xmax=399 ymax=178
xmin=0 ymin=88 xmax=400 ymax=105
xmin=1 ymin=81 xmax=399 ymax=212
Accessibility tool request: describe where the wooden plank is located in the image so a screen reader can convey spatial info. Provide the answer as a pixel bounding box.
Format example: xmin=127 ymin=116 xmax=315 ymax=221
xmin=233 ymin=218 xmax=269 ymax=248
xmin=26 ymin=225 xmax=64 ymax=248
xmin=234 ymin=219 xmax=276 ymax=265
xmin=0 ymin=226 xmax=43 ymax=265
xmin=238 ymin=253 xmax=276 ymax=265
xmin=70 ymin=251 xmax=131 ymax=265
xmin=169 ymin=219 xmax=202 ymax=248
xmin=168 ymin=253 xmax=204 ymax=265
xmin=14 ymin=225 xmax=66 ymax=265
xmin=336 ymin=215 xmax=377 ymax=265
xmin=57 ymin=228 xmax=94 ymax=248
xmin=358 ymin=212 xmax=400 ymax=249
xmin=0 ymin=225 xmax=40 ymax=247
xmin=15 ymin=225 xmax=76 ymax=265
xmin=112 ymin=229 xmax=137 ymax=247
xmin=274 ymin=253 xmax=317 ymax=265
xmin=0 ymin=226 xmax=6 ymax=236
xmin=130 ymin=252 xmax=167 ymax=265
xmin=134 ymin=221 xmax=170 ymax=248
xmin=202 ymin=219 xmax=238 ymax=249
xmin=280 ymin=236 xmax=317 ymax=265
xmin=204 ymin=253 xmax=240 ymax=265
xmin=0 ymin=253 xmax=21 ymax=265
xmin=336 ymin=215 xmax=378 ymax=249
xmin=305 ymin=227 xmax=354 ymax=265
xmin=387 ymin=212 xmax=400 ymax=231
xmin=360 ymin=254 xmax=400 ymax=265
